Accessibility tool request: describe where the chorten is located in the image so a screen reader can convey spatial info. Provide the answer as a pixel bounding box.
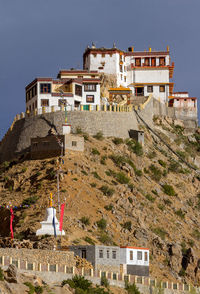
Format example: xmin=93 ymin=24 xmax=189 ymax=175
xmin=36 ymin=194 xmax=65 ymax=236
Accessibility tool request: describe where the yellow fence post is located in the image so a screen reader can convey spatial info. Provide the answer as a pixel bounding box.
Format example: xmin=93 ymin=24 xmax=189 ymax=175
xmin=103 ymin=104 xmax=107 ymax=112
xmin=109 ymin=105 xmax=112 ymax=112
xmin=89 ymin=105 xmax=92 ymax=112
xmin=96 ymin=105 xmax=99 ymax=111
xmin=80 ymin=105 xmax=83 ymax=111
xmin=51 ymin=106 xmax=55 ymax=112
xmin=113 ymin=105 xmax=116 ymax=112
xmin=42 ymin=107 xmax=46 ymax=114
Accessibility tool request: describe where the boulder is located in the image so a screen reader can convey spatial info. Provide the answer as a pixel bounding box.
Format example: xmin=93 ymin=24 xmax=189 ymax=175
xmin=4 ymin=265 xmax=20 ymax=284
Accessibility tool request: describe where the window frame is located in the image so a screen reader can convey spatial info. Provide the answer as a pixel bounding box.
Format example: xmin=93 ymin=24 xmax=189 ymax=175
xmin=86 ymin=95 xmax=95 ymax=103
xmin=84 ymin=84 xmax=97 ymax=92
xmin=130 ymin=251 xmax=133 ymax=261
xmin=112 ymin=250 xmax=117 ymax=259
xmin=41 ymin=99 xmax=49 ymax=107
xmin=99 ymin=249 xmax=103 ymax=258
xmin=137 ymin=251 xmax=142 ymax=260
xmin=75 ymin=84 xmax=82 ymax=97
xmin=144 ymin=252 xmax=148 ymax=262
xmin=147 ymin=85 xmax=153 ymax=93
xmin=159 ymin=85 xmax=165 ymax=92
xmin=40 ymin=83 xmax=51 ymax=94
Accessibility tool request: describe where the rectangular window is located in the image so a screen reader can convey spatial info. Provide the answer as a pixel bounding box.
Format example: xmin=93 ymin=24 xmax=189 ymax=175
xmin=102 ymin=53 xmax=105 ymax=58
xmin=137 ymin=251 xmax=142 ymax=260
xmin=144 ymin=252 xmax=148 ymax=261
xmin=159 ymin=57 xmax=165 ymax=66
xmin=86 ymin=95 xmax=94 ymax=103
xmin=112 ymin=250 xmax=116 ymax=259
xmin=84 ymin=84 xmax=96 ymax=91
xmin=75 ymin=84 xmax=82 ymax=96
xmin=59 ymin=99 xmax=67 ymax=106
xmin=41 ymin=99 xmax=49 ymax=106
xmin=93 ymin=53 xmax=97 ymax=57
xmin=49 ymin=264 xmax=56 ymax=272
xmin=81 ymin=250 xmax=86 ymax=259
xmin=107 ymin=250 xmax=110 ymax=259
xmin=124 ymin=76 xmax=126 ymax=82
xmin=151 ymin=57 xmax=156 ymax=66
xmin=27 ymin=263 xmax=33 ymax=270
xmin=144 ymin=58 xmax=150 ymax=66
xmin=135 ymin=58 xmax=141 ymax=66
xmin=130 ymin=251 xmax=133 ymax=260
xmin=99 ymin=250 xmax=103 ymax=258
xmin=147 ymin=85 xmax=153 ymax=93
xmin=159 ymin=85 xmax=165 ymax=92
xmin=72 ymin=141 xmax=77 ymax=147
xmin=40 ymin=83 xmax=51 ymax=94
xmin=120 ymin=65 xmax=123 ymax=72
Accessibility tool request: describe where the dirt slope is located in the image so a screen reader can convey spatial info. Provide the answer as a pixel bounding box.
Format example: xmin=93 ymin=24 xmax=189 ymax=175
xmin=0 ymin=118 xmax=200 ymax=285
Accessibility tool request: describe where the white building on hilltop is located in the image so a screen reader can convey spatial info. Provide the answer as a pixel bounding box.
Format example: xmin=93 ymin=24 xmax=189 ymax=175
xmin=83 ymin=43 xmax=174 ymax=103
xmin=25 ymin=70 xmax=101 ymax=113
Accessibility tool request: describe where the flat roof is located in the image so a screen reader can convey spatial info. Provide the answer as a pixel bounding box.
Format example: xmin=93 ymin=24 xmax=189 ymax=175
xmin=120 ymin=246 xmax=149 ymax=250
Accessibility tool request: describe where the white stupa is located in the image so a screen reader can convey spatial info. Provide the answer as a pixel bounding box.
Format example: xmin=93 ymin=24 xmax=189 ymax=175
xmin=36 ymin=195 xmax=65 ymax=236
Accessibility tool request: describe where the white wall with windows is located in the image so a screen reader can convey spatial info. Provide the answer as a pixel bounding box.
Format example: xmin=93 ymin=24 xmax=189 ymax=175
xmin=120 ymin=247 xmax=149 ymax=266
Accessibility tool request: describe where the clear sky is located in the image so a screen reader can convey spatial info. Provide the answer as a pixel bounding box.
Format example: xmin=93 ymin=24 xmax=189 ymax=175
xmin=0 ymin=0 xmax=200 ymax=139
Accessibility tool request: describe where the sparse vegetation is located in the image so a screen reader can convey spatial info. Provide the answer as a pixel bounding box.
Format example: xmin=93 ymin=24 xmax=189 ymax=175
xmin=147 ymin=151 xmax=157 ymax=159
xmin=90 ymin=182 xmax=97 ymax=188
xmin=115 ymin=172 xmax=130 ymax=184
xmin=98 ymin=232 xmax=113 ymax=245
xmin=122 ymin=221 xmax=132 ymax=232
xmin=100 ymin=155 xmax=107 ymax=165
xmin=101 ymin=276 xmax=109 ymax=288
xmin=0 ymin=267 xmax=4 ymax=281
xmin=145 ymin=194 xmax=155 ymax=202
xmin=92 ymin=171 xmax=101 ymax=180
xmin=93 ymin=131 xmax=104 ymax=140
xmin=84 ymin=236 xmax=95 ymax=245
xmin=158 ymin=159 xmax=166 ymax=168
xmin=112 ymin=137 xmax=123 ymax=145
xmin=91 ymin=148 xmax=100 ymax=155
xmin=80 ymin=216 xmax=90 ymax=226
xmin=99 ymin=185 xmax=115 ymax=197
xmin=125 ymin=282 xmax=141 ymax=294
xmin=149 ymin=164 xmax=162 ymax=181
xmin=104 ymin=204 xmax=113 ymax=211
xmin=97 ymin=218 xmax=107 ymax=230
xmin=162 ymin=184 xmax=176 ymax=196
xmin=22 ymin=195 xmax=39 ymax=206
xmin=192 ymin=229 xmax=200 ymax=241
xmin=151 ymin=227 xmax=167 ymax=240
xmin=126 ymin=139 xmax=143 ymax=156
xmin=175 ymin=209 xmax=185 ymax=219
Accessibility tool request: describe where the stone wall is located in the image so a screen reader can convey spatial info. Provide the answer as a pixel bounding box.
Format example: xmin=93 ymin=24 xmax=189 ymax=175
xmin=0 ymin=248 xmax=75 ymax=271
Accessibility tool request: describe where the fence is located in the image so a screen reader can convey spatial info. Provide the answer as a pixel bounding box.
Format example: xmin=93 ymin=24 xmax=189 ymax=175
xmin=0 ymin=254 xmax=196 ymax=292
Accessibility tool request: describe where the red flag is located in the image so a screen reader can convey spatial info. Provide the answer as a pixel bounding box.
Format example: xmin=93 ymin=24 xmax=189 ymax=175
xmin=59 ymin=203 xmax=65 ymax=231
xmin=10 ymin=208 xmax=14 ymax=239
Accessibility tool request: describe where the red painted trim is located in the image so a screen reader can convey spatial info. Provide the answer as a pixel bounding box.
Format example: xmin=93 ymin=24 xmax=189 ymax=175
xmin=173 ymin=92 xmax=188 ymax=94
xmin=120 ymin=246 xmax=149 ymax=250
xmin=125 ymin=51 xmax=169 ymax=57
xmin=26 ymin=78 xmax=52 ymax=90
xmin=51 ymin=93 xmax=73 ymax=97
xmin=170 ymin=97 xmax=197 ymax=100
xmin=58 ymin=70 xmax=98 ymax=74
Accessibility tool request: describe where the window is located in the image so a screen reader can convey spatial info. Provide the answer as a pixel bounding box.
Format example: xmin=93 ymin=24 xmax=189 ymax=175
xmin=107 ymin=250 xmax=110 ymax=259
xmin=137 ymin=251 xmax=142 ymax=260
xmin=99 ymin=250 xmax=103 ymax=258
xmin=41 ymin=99 xmax=49 ymax=106
xmin=130 ymin=251 xmax=133 ymax=260
xmin=81 ymin=250 xmax=86 ymax=259
xmin=75 ymin=84 xmax=82 ymax=96
xmin=144 ymin=58 xmax=150 ymax=66
xmin=86 ymin=95 xmax=94 ymax=103
xmin=121 ymin=74 xmax=123 ymax=80
xmin=120 ymin=65 xmax=123 ymax=72
xmin=49 ymin=264 xmax=56 ymax=272
xmin=151 ymin=57 xmax=156 ymax=66
xmin=124 ymin=76 xmax=126 ymax=82
xmin=102 ymin=53 xmax=105 ymax=58
xmin=135 ymin=58 xmax=141 ymax=66
xmin=93 ymin=53 xmax=97 ymax=57
xmin=159 ymin=57 xmax=165 ymax=66
xmin=72 ymin=141 xmax=77 ymax=147
xmin=144 ymin=252 xmax=148 ymax=261
xmin=27 ymin=263 xmax=33 ymax=270
xmin=112 ymin=250 xmax=116 ymax=259
xmin=159 ymin=85 xmax=165 ymax=92
xmin=40 ymin=83 xmax=51 ymax=94
xmin=110 ymin=53 xmax=113 ymax=57
xmin=84 ymin=84 xmax=96 ymax=91
xmin=147 ymin=85 xmax=153 ymax=93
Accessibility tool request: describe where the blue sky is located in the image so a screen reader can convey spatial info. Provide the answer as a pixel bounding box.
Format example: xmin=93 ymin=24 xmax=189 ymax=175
xmin=0 ymin=0 xmax=200 ymax=139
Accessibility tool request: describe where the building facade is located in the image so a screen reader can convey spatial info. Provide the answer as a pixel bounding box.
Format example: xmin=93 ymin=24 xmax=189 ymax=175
xmin=120 ymin=247 xmax=149 ymax=276
xmin=83 ymin=44 xmax=174 ymax=103
xmin=25 ymin=70 xmax=101 ymax=113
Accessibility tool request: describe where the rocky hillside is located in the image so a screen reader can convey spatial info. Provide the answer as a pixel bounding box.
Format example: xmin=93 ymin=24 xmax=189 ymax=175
xmin=0 ymin=117 xmax=200 ymax=285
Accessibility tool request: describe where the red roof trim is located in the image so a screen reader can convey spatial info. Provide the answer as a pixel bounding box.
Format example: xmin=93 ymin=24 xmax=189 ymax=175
xmin=173 ymin=92 xmax=188 ymax=94
xmin=26 ymin=78 xmax=52 ymax=90
xmin=125 ymin=51 xmax=169 ymax=57
xmin=170 ymin=97 xmax=197 ymax=100
xmin=59 ymin=70 xmax=98 ymax=74
xmin=120 ymin=246 xmax=149 ymax=250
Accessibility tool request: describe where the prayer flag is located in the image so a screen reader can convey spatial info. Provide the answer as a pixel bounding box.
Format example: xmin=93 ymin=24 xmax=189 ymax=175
xmin=59 ymin=203 xmax=65 ymax=231
xmin=52 ymin=208 xmax=57 ymax=237
xmin=10 ymin=208 xmax=14 ymax=239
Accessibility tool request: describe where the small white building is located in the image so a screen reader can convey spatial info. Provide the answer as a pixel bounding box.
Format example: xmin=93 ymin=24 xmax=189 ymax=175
xmin=83 ymin=44 xmax=174 ymax=103
xmin=168 ymin=92 xmax=197 ymax=108
xmin=25 ymin=70 xmax=101 ymax=113
xmin=120 ymin=246 xmax=149 ymax=276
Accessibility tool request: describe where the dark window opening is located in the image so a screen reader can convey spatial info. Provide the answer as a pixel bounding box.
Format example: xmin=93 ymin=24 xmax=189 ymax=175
xmin=159 ymin=85 xmax=165 ymax=92
xmin=40 ymin=83 xmax=51 ymax=94
xmin=86 ymin=95 xmax=94 ymax=103
xmin=112 ymin=251 xmax=116 ymax=259
xmin=159 ymin=57 xmax=165 ymax=66
xmin=145 ymin=252 xmax=148 ymax=261
xmin=75 ymin=84 xmax=82 ymax=96
xmin=81 ymin=250 xmax=86 ymax=259
xmin=72 ymin=141 xmax=77 ymax=147
xmin=41 ymin=99 xmax=49 ymax=106
xmin=144 ymin=58 xmax=150 ymax=66
xmin=107 ymin=250 xmax=110 ymax=259
xmin=135 ymin=87 xmax=144 ymax=96
xmin=130 ymin=251 xmax=133 ymax=260
xmin=99 ymin=250 xmax=103 ymax=258
xmin=147 ymin=85 xmax=153 ymax=93
xmin=151 ymin=57 xmax=156 ymax=66
xmin=135 ymin=58 xmax=141 ymax=66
